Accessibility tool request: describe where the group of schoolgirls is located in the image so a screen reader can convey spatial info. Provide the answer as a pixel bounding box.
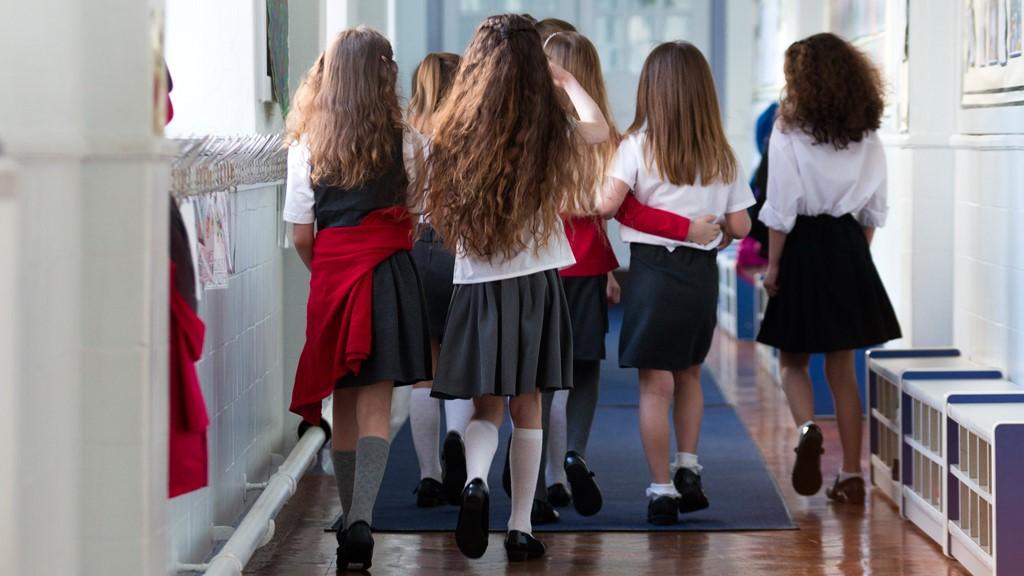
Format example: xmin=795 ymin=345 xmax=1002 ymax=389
xmin=282 ymin=11 xmax=899 ymax=568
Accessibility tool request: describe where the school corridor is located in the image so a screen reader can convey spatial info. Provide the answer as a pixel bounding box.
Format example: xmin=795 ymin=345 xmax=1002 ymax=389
xmin=2 ymin=1 xmax=1022 ymax=575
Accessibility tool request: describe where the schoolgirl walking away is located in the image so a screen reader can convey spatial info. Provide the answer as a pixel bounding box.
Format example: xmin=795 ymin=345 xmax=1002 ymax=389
xmin=405 ymin=51 xmax=477 ymax=508
xmin=283 ymin=27 xmax=432 ymax=570
xmin=418 ymin=13 xmax=609 ymax=562
xmin=756 ymin=33 xmax=901 ymax=505
xmin=598 ymin=41 xmax=754 ymax=525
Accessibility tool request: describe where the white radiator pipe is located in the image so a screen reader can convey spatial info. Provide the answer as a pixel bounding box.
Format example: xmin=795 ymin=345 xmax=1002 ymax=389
xmin=197 ymin=421 xmax=328 ymax=576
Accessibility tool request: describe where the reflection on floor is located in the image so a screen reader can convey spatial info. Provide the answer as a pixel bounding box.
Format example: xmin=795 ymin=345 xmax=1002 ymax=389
xmin=246 ymin=332 xmax=969 ymax=575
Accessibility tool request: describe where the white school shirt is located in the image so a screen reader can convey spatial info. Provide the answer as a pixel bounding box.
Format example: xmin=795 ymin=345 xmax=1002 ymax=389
xmin=758 ymin=122 xmax=888 ymax=234
xmin=609 ymin=131 xmax=756 ymax=250
xmin=282 ymin=129 xmax=426 ymax=225
xmin=452 ymin=223 xmax=576 ymax=285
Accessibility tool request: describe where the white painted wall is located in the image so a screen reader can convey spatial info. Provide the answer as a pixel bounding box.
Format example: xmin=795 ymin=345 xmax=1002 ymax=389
xmin=0 ymin=160 xmax=20 ymax=576
xmin=167 ymin=185 xmax=288 ymax=570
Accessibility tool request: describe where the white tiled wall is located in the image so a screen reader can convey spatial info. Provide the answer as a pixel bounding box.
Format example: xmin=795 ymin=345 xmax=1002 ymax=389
xmin=953 ymin=139 xmax=1024 ymax=384
xmin=167 ymin=184 xmax=287 ymax=570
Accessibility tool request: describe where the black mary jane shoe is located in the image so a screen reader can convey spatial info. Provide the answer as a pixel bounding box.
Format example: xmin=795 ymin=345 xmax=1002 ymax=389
xmin=504 ymin=530 xmax=546 ymax=562
xmin=564 ymin=451 xmax=602 ymax=516
xmin=647 ymin=495 xmax=679 ymax=526
xmin=456 ymin=478 xmax=490 ymax=559
xmin=673 ymin=468 xmax=710 ymax=514
xmin=441 ymin=431 xmax=467 ymax=504
xmin=337 ymin=521 xmax=373 ymax=571
xmin=415 ymin=477 xmax=445 ymax=508
xmin=792 ymin=423 xmax=825 ymax=496
xmin=531 ymin=498 xmax=560 ymax=524
xmin=546 ymin=483 xmax=572 ymax=508
xmin=826 ymin=475 xmax=866 ymax=505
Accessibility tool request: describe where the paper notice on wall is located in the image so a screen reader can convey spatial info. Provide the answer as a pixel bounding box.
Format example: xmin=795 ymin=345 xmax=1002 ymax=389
xmin=194 ymin=191 xmax=233 ymax=290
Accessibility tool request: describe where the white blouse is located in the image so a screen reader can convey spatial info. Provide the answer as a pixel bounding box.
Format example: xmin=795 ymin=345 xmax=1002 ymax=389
xmin=453 ymin=226 xmax=576 ymax=285
xmin=759 ymin=122 xmax=888 ymax=234
xmin=282 ymin=129 xmax=426 ymax=225
xmin=609 ymin=131 xmax=756 ymax=251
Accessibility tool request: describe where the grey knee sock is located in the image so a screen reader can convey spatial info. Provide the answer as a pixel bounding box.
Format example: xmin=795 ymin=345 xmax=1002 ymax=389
xmin=346 ymin=436 xmax=391 ymax=528
xmin=535 ymin=391 xmax=554 ymax=501
xmin=331 ymin=450 xmax=356 ymax=528
xmin=566 ymin=360 xmax=601 ymax=456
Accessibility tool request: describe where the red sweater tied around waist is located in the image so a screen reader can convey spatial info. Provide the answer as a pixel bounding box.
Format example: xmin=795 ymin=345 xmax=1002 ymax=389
xmin=290 ymin=207 xmax=414 ymax=425
xmin=169 ymin=262 xmax=209 ymax=498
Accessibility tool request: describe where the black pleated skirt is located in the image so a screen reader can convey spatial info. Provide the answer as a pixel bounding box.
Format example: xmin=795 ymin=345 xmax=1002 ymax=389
xmin=619 ymin=243 xmax=718 ymax=371
xmin=337 ymin=251 xmax=433 ymax=388
xmin=563 ymin=275 xmax=609 ymax=361
xmin=411 ymin=224 xmax=456 ymax=340
xmin=756 ymin=214 xmax=902 ymax=353
xmin=431 ymin=269 xmax=574 ymax=399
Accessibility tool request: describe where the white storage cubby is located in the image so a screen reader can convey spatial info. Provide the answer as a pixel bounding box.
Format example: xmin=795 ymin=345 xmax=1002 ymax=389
xmin=946 ymin=402 xmax=1024 ymax=576
xmin=899 ymin=378 xmax=1022 ymax=552
xmin=866 ymin=349 xmax=1001 ymax=506
xmin=716 ymin=248 xmax=738 ymax=338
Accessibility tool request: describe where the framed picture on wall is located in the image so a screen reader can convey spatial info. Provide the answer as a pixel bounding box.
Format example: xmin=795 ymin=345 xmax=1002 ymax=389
xmin=962 ymin=0 xmax=1024 ymax=107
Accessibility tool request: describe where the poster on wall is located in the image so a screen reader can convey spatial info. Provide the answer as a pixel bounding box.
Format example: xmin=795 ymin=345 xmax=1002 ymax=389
xmin=962 ymin=0 xmax=1024 ymax=107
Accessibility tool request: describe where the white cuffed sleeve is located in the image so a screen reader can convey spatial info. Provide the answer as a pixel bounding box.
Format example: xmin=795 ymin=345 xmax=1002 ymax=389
xmin=726 ymin=166 xmax=757 ymax=213
xmin=609 ymin=135 xmax=641 ymax=190
xmin=759 ymin=127 xmax=803 ymax=233
xmin=283 ymin=140 xmax=315 ymax=224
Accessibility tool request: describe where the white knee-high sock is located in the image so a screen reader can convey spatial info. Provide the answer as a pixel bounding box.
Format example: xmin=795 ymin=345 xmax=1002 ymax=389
xmin=445 ymin=398 xmax=475 ymax=436
xmin=463 ymin=419 xmax=499 ymax=488
xmin=508 ymin=427 xmax=543 ymax=534
xmin=545 ymin=390 xmax=568 ymax=487
xmin=410 ymin=388 xmax=442 ymax=481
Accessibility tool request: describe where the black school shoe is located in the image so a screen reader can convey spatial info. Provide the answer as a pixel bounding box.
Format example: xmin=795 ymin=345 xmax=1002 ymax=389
xmin=792 ymin=423 xmax=825 ymax=496
xmin=673 ymin=467 xmax=710 ymax=514
xmin=456 ymin=478 xmax=490 ymax=559
xmin=504 ymin=530 xmax=546 ymax=562
xmin=337 ymin=521 xmax=374 ymax=571
xmin=547 ymin=483 xmax=572 ymax=508
xmin=531 ymin=498 xmax=560 ymax=524
xmin=826 ymin=475 xmax=866 ymax=505
xmin=441 ymin=431 xmax=467 ymax=504
xmin=647 ymin=495 xmax=679 ymax=525
xmin=415 ymin=477 xmax=445 ymax=508
xmin=564 ymin=451 xmax=603 ymax=516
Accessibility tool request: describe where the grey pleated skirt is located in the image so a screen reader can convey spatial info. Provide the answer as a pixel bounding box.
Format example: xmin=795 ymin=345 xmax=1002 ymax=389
xmin=337 ymin=251 xmax=434 ymax=388
xmin=431 ymin=269 xmax=574 ymax=399
xmin=563 ymin=275 xmax=609 ymax=361
xmin=619 ymin=243 xmax=718 ymax=371
xmin=410 ymin=224 xmax=456 ymax=340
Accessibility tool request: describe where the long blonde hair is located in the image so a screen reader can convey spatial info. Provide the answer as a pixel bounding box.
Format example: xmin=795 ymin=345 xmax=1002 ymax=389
xmin=408 ymin=52 xmax=462 ymax=135
xmin=416 ymin=14 xmax=595 ymax=260
xmin=544 ymin=31 xmax=618 ymax=215
xmin=285 ymin=27 xmax=403 ymax=189
xmin=628 ymin=41 xmax=736 ymax=186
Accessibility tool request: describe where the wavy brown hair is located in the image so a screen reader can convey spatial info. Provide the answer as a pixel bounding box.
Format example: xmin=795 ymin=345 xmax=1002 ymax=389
xmin=285 ymin=27 xmax=403 ymax=188
xmin=544 ymin=31 xmax=618 ymax=215
xmin=417 ymin=14 xmax=594 ymax=260
xmin=780 ymin=33 xmax=884 ymax=150
xmin=628 ymin=41 xmax=736 ymax=186
xmin=408 ymin=52 xmax=461 ymax=135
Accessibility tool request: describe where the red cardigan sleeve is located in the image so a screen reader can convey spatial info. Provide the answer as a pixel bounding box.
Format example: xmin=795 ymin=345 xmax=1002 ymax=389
xmin=613 ymin=193 xmax=691 ymax=241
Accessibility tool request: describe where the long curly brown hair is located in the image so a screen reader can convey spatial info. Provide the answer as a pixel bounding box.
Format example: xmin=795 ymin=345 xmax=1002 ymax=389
xmin=285 ymin=27 xmax=403 ymax=188
xmin=417 ymin=14 xmax=595 ymax=260
xmin=408 ymin=52 xmax=461 ymax=135
xmin=628 ymin=41 xmax=736 ymax=186
xmin=780 ymin=33 xmax=885 ymax=150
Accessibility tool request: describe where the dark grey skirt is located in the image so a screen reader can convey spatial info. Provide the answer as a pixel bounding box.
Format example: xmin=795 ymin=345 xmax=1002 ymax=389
xmin=563 ymin=275 xmax=609 ymax=361
xmin=619 ymin=243 xmax=718 ymax=371
xmin=410 ymin=224 xmax=456 ymax=340
xmin=337 ymin=251 xmax=434 ymax=388
xmin=431 ymin=269 xmax=574 ymax=399
xmin=757 ymin=214 xmax=901 ymax=353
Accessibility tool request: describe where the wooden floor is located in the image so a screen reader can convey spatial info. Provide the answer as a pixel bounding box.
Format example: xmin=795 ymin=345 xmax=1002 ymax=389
xmin=246 ymin=333 xmax=969 ymax=575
